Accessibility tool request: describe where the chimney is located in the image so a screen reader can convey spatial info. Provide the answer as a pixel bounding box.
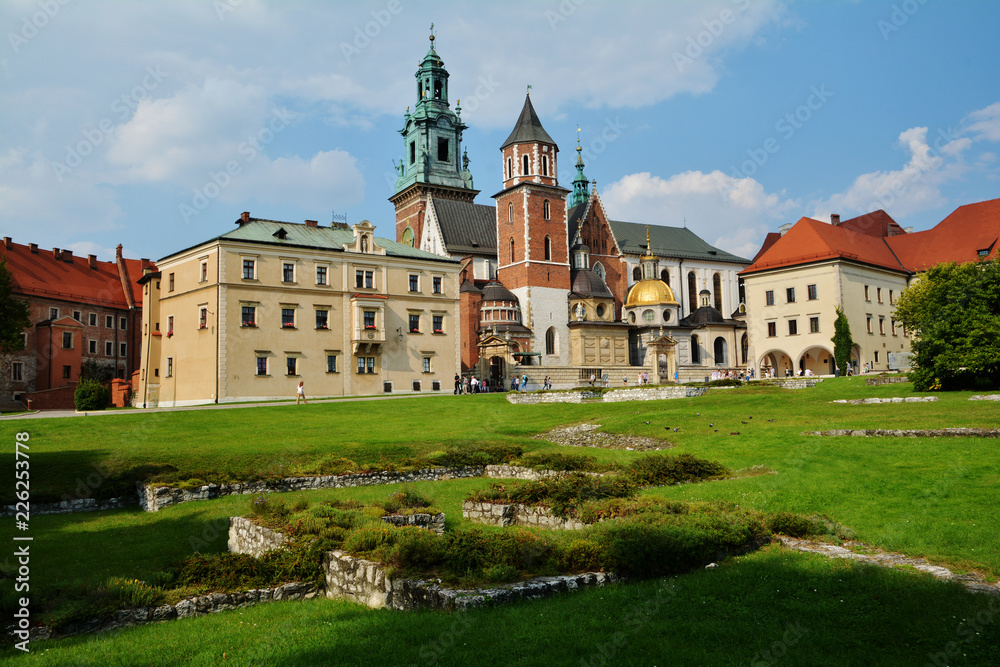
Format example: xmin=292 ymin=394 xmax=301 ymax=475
xmin=88 ymin=254 xmax=98 ymax=269
xmin=29 ymin=243 xmax=38 ymax=254
xmin=53 ymin=247 xmax=61 ymax=260
xmin=831 ymin=213 xmax=840 ymax=225
xmin=241 ymin=211 xmax=250 ymax=223
xmin=116 ymin=244 xmax=123 ymax=261
xmin=63 ymin=249 xmax=73 ymax=262
xmin=3 ymin=237 xmax=11 ymax=250
xmin=305 ymin=219 xmax=318 ymax=227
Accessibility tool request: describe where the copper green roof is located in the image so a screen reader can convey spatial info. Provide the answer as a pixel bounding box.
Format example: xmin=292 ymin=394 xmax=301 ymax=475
xmin=501 ymin=94 xmax=556 ymax=149
xmin=159 ymin=218 xmax=457 ymax=263
xmin=608 ymin=220 xmax=749 ymax=265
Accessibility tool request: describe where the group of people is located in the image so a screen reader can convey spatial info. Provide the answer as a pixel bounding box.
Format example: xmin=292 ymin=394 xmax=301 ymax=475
xmin=454 ymin=374 xmax=491 ymax=394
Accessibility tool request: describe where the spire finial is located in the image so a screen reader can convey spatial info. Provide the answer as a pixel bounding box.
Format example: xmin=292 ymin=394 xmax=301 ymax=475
xmin=526 ymin=84 xmax=532 ymax=95
xmin=576 ymin=126 xmax=582 ymax=152
xmin=429 ymin=23 xmax=435 ymax=42
xmin=646 ymin=225 xmax=651 ymax=251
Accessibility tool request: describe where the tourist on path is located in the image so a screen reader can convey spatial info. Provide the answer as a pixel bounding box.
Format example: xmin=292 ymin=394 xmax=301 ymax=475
xmin=296 ymin=381 xmax=307 ymax=405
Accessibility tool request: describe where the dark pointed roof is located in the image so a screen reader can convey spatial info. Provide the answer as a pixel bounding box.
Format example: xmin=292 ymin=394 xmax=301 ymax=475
xmin=501 ymin=94 xmax=556 ymax=149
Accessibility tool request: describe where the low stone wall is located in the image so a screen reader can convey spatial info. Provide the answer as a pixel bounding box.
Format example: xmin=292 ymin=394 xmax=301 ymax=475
xmin=140 ymin=466 xmax=485 ymax=512
xmin=31 ymin=582 xmax=319 ymax=641
xmin=506 ymin=386 xmax=706 ymax=405
xmin=322 ymin=549 xmax=616 ymax=611
xmin=971 ymin=394 xmax=1000 ymax=401
xmin=462 ymin=500 xmax=588 ymax=530
xmin=766 ymin=378 xmax=824 ymax=389
xmin=806 ymin=427 xmax=1000 ymax=438
xmin=380 ymin=512 xmax=446 ymax=535
xmin=228 ymin=516 xmax=287 ymax=557
xmin=1 ymin=495 xmax=135 ymax=517
xmin=831 ymin=396 xmax=937 ymax=405
xmin=483 ymin=464 xmax=594 ymax=481
xmin=865 ymin=376 xmax=909 ymax=386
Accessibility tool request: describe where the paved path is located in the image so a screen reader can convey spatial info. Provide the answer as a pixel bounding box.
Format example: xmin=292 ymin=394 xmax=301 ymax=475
xmin=0 ymin=390 xmax=453 ymax=420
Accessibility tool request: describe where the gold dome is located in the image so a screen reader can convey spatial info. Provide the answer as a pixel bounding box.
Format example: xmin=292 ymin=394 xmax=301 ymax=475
xmin=625 ymin=279 xmax=679 ymax=308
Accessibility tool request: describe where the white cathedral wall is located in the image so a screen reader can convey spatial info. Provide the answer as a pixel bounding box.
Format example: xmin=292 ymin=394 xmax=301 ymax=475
xmin=510 ymin=285 xmax=571 ymax=367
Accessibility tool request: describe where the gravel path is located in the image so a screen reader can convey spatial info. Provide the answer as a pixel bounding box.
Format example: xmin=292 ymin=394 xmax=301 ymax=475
xmin=534 ymin=423 xmax=672 ymax=451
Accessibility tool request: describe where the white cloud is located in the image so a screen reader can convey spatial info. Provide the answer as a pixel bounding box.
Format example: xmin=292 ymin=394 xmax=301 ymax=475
xmin=601 ymin=170 xmax=797 ymax=258
xmin=964 ymin=101 xmax=1000 ymax=142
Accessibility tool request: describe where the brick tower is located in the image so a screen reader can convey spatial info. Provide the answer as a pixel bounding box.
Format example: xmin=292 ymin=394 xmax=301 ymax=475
xmin=493 ymin=92 xmax=572 ymax=363
xmin=390 ymin=29 xmax=478 ymax=249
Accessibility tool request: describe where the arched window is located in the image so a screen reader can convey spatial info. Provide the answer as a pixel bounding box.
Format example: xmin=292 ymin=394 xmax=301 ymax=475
xmin=522 ymin=154 xmax=529 ymax=175
xmin=544 ymin=236 xmax=551 ymax=261
xmin=741 ymin=333 xmax=749 ymax=365
xmin=688 ymin=272 xmax=697 ymax=312
xmin=543 ymin=200 xmax=550 ymax=220
xmin=691 ymin=335 xmax=701 ymax=364
xmin=506 ymin=157 xmax=512 ymax=180
xmin=434 ymin=79 xmax=442 ymax=99
xmin=713 ymin=273 xmax=723 ymax=312
xmin=660 ymin=269 xmax=670 ymax=285
xmin=541 ymin=155 xmax=549 ymax=176
xmin=508 ymin=203 xmax=513 ymax=223
xmin=545 ymin=327 xmax=555 ymax=355
xmin=593 ymin=262 xmax=605 ymax=280
xmin=714 ymin=337 xmax=727 ymax=366
xmin=632 ymin=266 xmax=641 ymax=281
xmin=510 ymin=238 xmax=516 ymax=264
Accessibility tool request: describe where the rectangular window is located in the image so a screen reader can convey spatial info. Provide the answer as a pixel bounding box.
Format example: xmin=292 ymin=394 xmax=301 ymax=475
xmin=281 ymin=308 xmax=295 ymax=327
xmin=765 ymin=290 xmax=774 ymax=306
xmin=877 ymin=287 xmax=883 ymax=303
xmin=283 ymin=262 xmax=295 ymax=283
xmin=287 ymin=357 xmax=297 ymax=376
xmin=316 ymin=309 xmax=329 ymax=329
xmin=200 ymin=261 xmax=208 ymax=282
xmin=409 ymin=313 xmax=420 ymax=333
xmin=120 ymin=342 xmax=127 ymax=357
xmin=767 ymin=322 xmax=776 ymax=337
xmin=316 ymin=266 xmax=328 ymax=285
xmin=106 ymin=315 xmax=113 ymax=328
xmin=243 ymin=259 xmax=255 ymax=280
xmin=437 ymin=137 xmax=449 ymax=161
xmin=409 ymin=141 xmax=415 ymax=164
xmin=62 ymin=331 xmax=73 ymax=348
xmin=73 ymin=310 xmax=81 ymax=321
xmin=242 ymin=306 xmax=256 ymax=327
xmin=879 ymin=317 xmax=885 ymax=335
xmin=355 ymin=270 xmax=364 ymax=288
xmin=199 ymin=307 xmax=208 ymax=329
xmin=166 ymin=357 xmax=173 ymax=377
xmin=367 ymin=357 xmax=375 ymax=374
xmin=168 ymin=273 xmax=175 ymax=292
xmin=256 ymin=356 xmax=268 ymax=376
xmin=807 ymin=284 xmax=817 ymax=300
xmin=327 ymin=354 xmax=337 ymax=373
xmin=88 ymin=339 xmax=97 ymax=354
xmin=105 ymin=341 xmax=113 ymax=356
xmin=167 ymin=315 xmax=174 ymax=335
xmin=89 ymin=313 xmax=97 ymax=326
xmin=889 ymin=289 xmax=894 ymax=305
xmin=357 ymin=356 xmax=365 ymax=374
xmin=432 ymin=314 xmax=443 ymax=333
xmin=423 ymin=356 xmax=431 ymax=373
xmin=412 ymin=380 xmax=422 ymax=392
xmin=12 ymin=362 xmax=23 ymax=381
xmin=120 ymin=317 xmax=127 ymax=330
xmin=409 ymin=274 xmax=419 ymax=292
xmin=363 ymin=310 xmax=376 ymax=329
xmin=62 ymin=365 xmax=71 ymax=379
xmin=365 ymin=271 xmax=374 ymax=289
xmin=891 ymin=318 xmax=897 ymax=336
xmin=786 ymin=287 xmax=795 ymax=303
xmin=432 ymin=380 xmax=441 ymax=391
xmin=864 ymin=285 xmax=870 ymax=301
xmin=433 ymin=276 xmax=442 ymax=294
xmin=874 ymin=351 xmax=880 ymax=363
xmin=50 ymin=307 xmax=59 ymax=320
xmin=809 ymin=317 xmax=820 ymax=333
xmin=866 ymin=315 xmax=873 ymax=334
xmin=788 ymin=319 xmax=798 ymax=336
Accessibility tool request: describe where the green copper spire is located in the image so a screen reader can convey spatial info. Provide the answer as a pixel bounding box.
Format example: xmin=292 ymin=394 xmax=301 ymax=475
xmin=393 ymin=27 xmax=474 ymax=196
xmin=569 ymin=127 xmax=590 ymax=207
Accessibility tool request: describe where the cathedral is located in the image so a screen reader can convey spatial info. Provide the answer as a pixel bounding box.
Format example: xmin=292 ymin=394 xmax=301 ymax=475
xmin=390 ymin=32 xmax=749 ymax=389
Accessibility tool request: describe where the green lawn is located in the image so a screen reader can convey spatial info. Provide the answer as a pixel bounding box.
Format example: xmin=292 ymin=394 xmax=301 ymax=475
xmin=2 ymin=378 xmax=999 ymax=664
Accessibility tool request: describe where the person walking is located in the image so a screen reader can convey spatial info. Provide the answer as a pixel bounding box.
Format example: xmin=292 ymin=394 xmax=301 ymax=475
xmin=589 ymin=373 xmax=596 ymax=387
xmin=471 ymin=376 xmax=479 ymax=393
xmin=454 ymin=373 xmax=461 ymax=395
xmin=522 ymin=373 xmax=528 ymax=391
xmin=296 ymin=381 xmax=307 ymax=405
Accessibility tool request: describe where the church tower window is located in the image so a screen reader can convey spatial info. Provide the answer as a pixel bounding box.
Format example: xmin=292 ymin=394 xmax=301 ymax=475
xmin=544 ymin=236 xmax=551 ymax=261
xmin=437 ymin=138 xmax=449 ymax=162
xmin=507 ymin=157 xmax=512 ymax=180
xmin=541 ymin=155 xmax=549 ymax=176
xmin=543 ymin=200 xmax=550 ymax=220
xmin=522 ymin=154 xmax=529 ymax=176
xmin=510 ymin=238 xmax=516 ymax=264
xmin=508 ymin=203 xmax=513 ymax=223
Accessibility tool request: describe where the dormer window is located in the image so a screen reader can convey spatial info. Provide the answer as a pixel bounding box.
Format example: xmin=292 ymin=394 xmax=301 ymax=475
xmin=273 ymin=228 xmax=287 ymax=240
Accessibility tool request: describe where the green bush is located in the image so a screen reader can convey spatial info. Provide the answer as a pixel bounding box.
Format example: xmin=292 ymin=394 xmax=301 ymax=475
xmin=249 ymin=494 xmax=289 ymax=523
xmin=104 ymin=577 xmax=164 ymax=608
xmin=74 ymin=378 xmax=110 ymax=411
xmin=429 ymin=444 xmax=523 ymax=468
xmin=625 ymin=453 xmax=729 ymax=486
xmin=519 ymin=452 xmax=602 ymax=472
xmin=470 ymin=474 xmax=638 ymax=517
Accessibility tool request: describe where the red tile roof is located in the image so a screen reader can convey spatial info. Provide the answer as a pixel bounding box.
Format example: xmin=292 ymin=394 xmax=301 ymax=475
xmin=1 ymin=241 xmax=153 ymax=308
xmin=742 ymin=199 xmax=1000 ymax=276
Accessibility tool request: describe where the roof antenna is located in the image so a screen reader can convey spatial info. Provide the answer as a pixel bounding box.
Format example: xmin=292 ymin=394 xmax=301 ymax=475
xmin=683 ymin=216 xmax=687 ymax=228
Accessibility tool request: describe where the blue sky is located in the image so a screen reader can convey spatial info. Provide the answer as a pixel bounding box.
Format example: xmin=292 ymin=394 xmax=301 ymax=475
xmin=2 ymin=0 xmax=998 ymax=263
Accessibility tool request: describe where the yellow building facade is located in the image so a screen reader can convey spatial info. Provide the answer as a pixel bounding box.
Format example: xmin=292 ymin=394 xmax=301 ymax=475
xmin=136 ymin=216 xmax=460 ymax=407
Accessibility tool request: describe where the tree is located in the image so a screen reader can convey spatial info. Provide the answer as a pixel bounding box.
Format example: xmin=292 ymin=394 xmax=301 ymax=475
xmin=831 ymin=306 xmax=853 ymax=376
xmin=0 ymin=258 xmax=31 ymax=354
xmin=895 ymin=258 xmax=1000 ymax=391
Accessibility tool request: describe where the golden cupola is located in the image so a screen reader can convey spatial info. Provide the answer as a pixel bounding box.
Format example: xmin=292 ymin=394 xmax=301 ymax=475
xmin=625 ymin=226 xmax=678 ymax=307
